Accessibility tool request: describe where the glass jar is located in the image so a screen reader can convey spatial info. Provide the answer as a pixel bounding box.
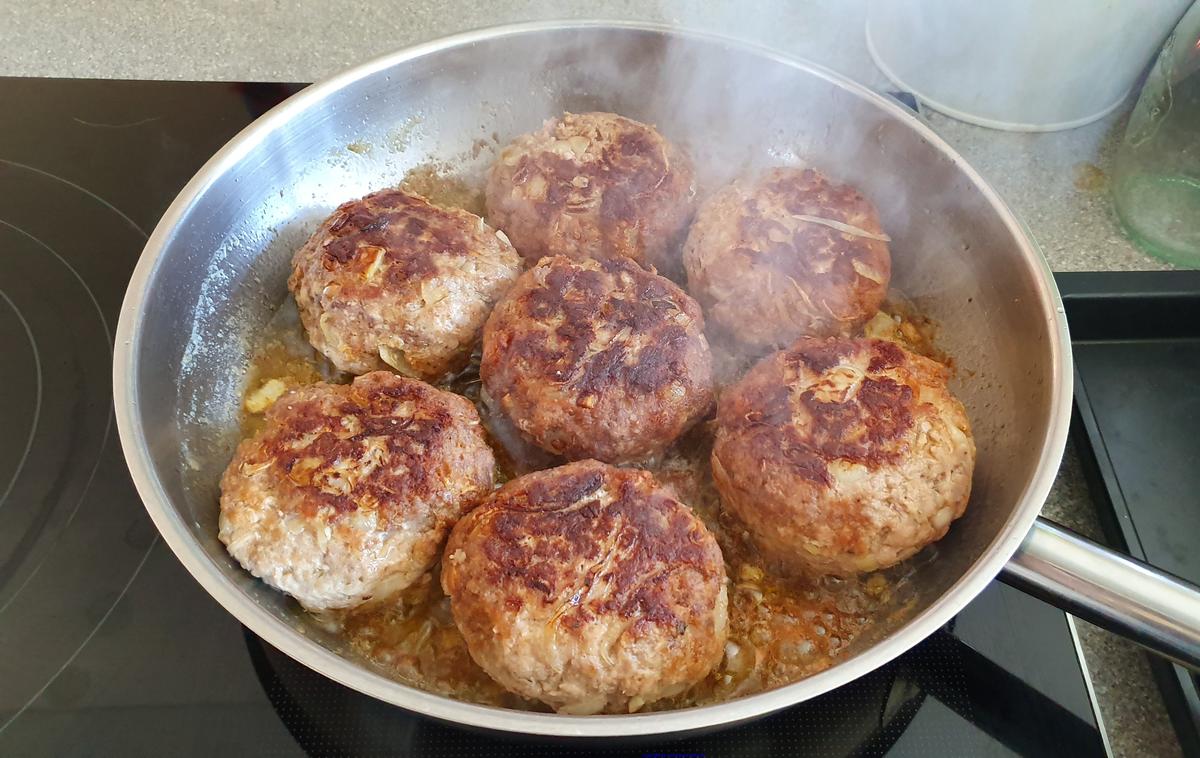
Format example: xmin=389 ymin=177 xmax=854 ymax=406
xmin=1112 ymin=1 xmax=1200 ymax=267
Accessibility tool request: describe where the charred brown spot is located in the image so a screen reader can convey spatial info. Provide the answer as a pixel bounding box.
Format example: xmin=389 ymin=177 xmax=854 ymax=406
xmin=765 ymin=168 xmax=866 ymax=218
xmin=733 ymin=380 xmax=792 ymax=428
xmin=720 ymin=340 xmax=919 ymax=487
xmin=553 ymin=320 xmax=596 ymax=359
xmin=385 ymin=248 xmax=438 ymax=284
xmin=504 ymin=331 xmax=560 ymax=375
xmin=572 ymin=339 xmax=631 ymax=395
xmin=308 ymin=188 xmax=491 ymax=285
xmin=797 ymin=373 xmax=913 ymax=468
xmin=493 ymin=257 xmax=703 ymax=399
xmin=788 ymin=339 xmax=854 ymax=374
xmin=252 ymin=375 xmax=480 ymax=523
xmin=857 ymin=377 xmax=914 ymax=445
xmin=327 ymin=211 xmax=350 ymax=233
xmin=475 ymin=462 xmax=722 ymax=631
xmin=323 ymin=238 xmax=362 ymax=265
xmin=521 ymin=467 xmax=604 ymax=512
xmin=616 ymin=128 xmax=656 ymax=159
xmin=626 ymin=326 xmax=688 ymax=392
xmin=868 ymin=340 xmax=905 ymax=372
xmin=779 ymin=443 xmax=833 ymax=486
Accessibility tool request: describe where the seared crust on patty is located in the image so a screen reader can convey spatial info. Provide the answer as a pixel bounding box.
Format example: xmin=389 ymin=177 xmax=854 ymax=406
xmin=441 ymin=460 xmax=728 ymax=714
xmin=289 ymin=188 xmax=522 ymax=380
xmin=219 ymin=372 xmax=495 ymax=610
xmin=485 ymin=112 xmax=696 ymax=276
xmin=712 ymin=338 xmax=974 ymax=576
xmin=683 ymin=167 xmax=891 ymax=351
xmin=481 ymin=255 xmax=714 ymax=463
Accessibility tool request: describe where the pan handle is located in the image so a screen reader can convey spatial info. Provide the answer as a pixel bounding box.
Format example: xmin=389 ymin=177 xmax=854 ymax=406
xmin=1001 ymin=517 xmax=1200 ymax=670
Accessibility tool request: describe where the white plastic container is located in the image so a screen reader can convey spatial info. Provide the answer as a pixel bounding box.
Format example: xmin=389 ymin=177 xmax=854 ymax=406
xmin=866 ymin=0 xmax=1193 ymax=131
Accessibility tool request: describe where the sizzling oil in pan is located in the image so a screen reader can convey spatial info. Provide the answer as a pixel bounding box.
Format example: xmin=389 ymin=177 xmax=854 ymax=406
xmin=237 ymin=172 xmax=945 ymax=713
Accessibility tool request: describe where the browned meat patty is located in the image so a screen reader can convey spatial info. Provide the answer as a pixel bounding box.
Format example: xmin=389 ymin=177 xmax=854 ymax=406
xmin=711 ymin=338 xmax=974 ymax=576
xmin=289 ymin=188 xmax=523 ymax=381
xmin=481 ymin=255 xmax=714 ymax=463
xmin=441 ymin=460 xmax=728 ymax=714
xmin=219 ymin=372 xmax=495 ymax=611
xmin=683 ymin=167 xmax=891 ymax=352
xmin=485 ymin=112 xmax=696 ymax=277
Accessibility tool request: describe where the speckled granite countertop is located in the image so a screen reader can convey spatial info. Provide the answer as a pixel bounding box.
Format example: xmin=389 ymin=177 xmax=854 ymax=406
xmin=0 ymin=1 xmax=1182 ymax=755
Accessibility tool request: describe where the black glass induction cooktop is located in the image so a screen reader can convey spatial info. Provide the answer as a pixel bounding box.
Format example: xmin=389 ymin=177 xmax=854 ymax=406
xmin=0 ymin=77 xmax=1108 ymax=757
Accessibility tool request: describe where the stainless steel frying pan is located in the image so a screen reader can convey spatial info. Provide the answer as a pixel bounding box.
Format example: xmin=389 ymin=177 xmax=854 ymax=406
xmin=112 ymin=21 xmax=1200 ymax=738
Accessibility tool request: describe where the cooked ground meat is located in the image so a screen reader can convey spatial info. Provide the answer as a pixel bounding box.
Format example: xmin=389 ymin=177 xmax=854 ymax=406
xmin=441 ymin=460 xmax=728 ymax=714
xmin=481 ymin=255 xmax=713 ymax=463
xmin=289 ymin=188 xmax=522 ymax=381
xmin=219 ymin=371 xmax=495 ymax=610
xmin=711 ymin=338 xmax=974 ymax=575
xmin=683 ymin=167 xmax=891 ymax=353
xmin=485 ymin=112 xmax=696 ymax=277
